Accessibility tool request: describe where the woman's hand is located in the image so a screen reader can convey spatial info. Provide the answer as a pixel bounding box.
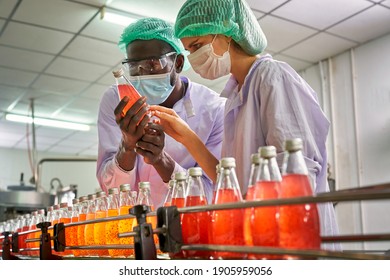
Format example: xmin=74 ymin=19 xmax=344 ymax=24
xmin=149 ymin=105 xmax=193 ymax=144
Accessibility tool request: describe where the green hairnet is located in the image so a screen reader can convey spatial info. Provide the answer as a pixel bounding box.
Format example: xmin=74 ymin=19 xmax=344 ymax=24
xmin=174 ymin=0 xmax=267 ymax=55
xmin=118 ymin=17 xmax=189 ymax=69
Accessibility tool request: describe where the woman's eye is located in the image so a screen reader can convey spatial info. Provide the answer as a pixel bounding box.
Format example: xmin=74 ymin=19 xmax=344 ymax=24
xmin=193 ymin=43 xmax=202 ymax=50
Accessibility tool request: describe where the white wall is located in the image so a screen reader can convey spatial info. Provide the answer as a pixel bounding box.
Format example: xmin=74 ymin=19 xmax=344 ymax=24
xmin=0 ymin=147 xmax=99 ymax=198
xmin=301 ymin=33 xmax=390 ymax=251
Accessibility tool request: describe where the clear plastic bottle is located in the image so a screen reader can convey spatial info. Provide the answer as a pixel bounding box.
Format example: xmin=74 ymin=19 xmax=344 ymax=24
xmin=278 ymin=138 xmax=321 ymax=257
xmin=26 ymin=211 xmax=38 ymax=256
xmin=94 ymin=191 xmax=109 ymax=257
xmin=251 ymin=146 xmax=281 ymax=259
xmin=168 ymin=172 xmax=187 ymax=259
xmin=135 ymin=182 xmax=160 ymax=254
xmin=243 ymin=153 xmax=261 ymax=248
xmin=118 ymin=184 xmax=135 ymax=257
xmin=171 ymin=172 xmax=187 ymax=208
xmin=84 ymin=193 xmax=97 ymax=257
xmin=182 ymin=167 xmax=209 ymax=259
xmin=113 ymin=68 xmax=142 ymax=116
xmin=75 ymin=195 xmax=89 ymax=257
xmin=163 ymin=179 xmax=176 ymax=206
xmin=106 ymin=188 xmax=120 ymax=258
xmin=67 ymin=205 xmax=79 ymax=257
xmin=210 ymin=157 xmax=245 ymax=259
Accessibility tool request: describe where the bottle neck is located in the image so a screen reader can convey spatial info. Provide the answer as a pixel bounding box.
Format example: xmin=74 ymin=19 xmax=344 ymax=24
xmin=282 ymin=150 xmax=308 ymax=176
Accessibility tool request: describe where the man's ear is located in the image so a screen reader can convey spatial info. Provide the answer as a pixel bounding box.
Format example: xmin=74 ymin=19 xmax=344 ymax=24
xmin=175 ymin=54 xmax=185 ymax=73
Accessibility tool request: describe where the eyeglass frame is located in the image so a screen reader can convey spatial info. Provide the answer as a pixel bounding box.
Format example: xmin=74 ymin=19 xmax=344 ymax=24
xmin=121 ymin=51 xmax=177 ymax=76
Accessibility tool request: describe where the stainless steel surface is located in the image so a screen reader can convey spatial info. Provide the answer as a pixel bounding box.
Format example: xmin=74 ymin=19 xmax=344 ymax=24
xmin=0 ymin=190 xmax=52 ymax=209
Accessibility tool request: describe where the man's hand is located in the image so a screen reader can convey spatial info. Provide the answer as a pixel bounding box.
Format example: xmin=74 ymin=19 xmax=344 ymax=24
xmin=115 ymin=96 xmax=150 ymax=150
xmin=135 ymin=122 xmax=165 ymax=165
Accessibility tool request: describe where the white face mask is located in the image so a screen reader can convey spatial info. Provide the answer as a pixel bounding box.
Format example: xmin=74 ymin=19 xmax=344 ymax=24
xmin=187 ymin=35 xmax=231 ymax=80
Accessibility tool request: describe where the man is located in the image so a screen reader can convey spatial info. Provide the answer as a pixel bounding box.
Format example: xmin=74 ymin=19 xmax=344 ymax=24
xmin=96 ymin=18 xmax=226 ymax=207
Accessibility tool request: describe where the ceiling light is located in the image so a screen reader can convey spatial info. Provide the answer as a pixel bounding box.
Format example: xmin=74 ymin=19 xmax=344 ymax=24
xmin=101 ymin=10 xmax=137 ymax=26
xmin=5 ymin=114 xmax=90 ymax=131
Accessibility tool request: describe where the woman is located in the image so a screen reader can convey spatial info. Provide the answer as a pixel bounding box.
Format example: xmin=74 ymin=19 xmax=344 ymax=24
xmin=150 ymin=0 xmax=340 ymax=248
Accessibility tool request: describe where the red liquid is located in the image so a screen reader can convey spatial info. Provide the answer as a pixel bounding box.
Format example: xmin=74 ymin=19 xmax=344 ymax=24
xmin=117 ymin=84 xmax=141 ymax=116
xmin=169 ymin=197 xmax=185 ymax=259
xmin=244 ymin=185 xmax=255 ymax=247
xmin=251 ymin=181 xmax=280 ymax=259
xmin=182 ymin=196 xmax=209 ymax=259
xmin=210 ymin=189 xmax=245 ymax=259
xmin=279 ymin=174 xmax=321 ymax=256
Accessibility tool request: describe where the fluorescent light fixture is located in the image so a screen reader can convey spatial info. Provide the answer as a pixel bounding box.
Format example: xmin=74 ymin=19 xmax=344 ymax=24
xmin=5 ymin=114 xmax=90 ymax=131
xmin=101 ymin=11 xmax=137 ymax=26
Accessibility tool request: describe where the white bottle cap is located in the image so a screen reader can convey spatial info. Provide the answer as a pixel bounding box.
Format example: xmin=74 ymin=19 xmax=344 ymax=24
xmin=259 ymin=146 xmax=276 ymax=158
xmin=59 ymin=202 xmax=68 ymax=208
xmin=108 ymin=188 xmax=119 ymax=195
xmin=284 ymin=138 xmax=303 ymax=152
xmin=220 ymin=157 xmax=236 ymax=168
xmin=96 ymin=191 xmax=106 ymax=197
xmin=120 ymin=184 xmax=131 ymax=192
xmin=79 ymin=196 xmax=88 ymax=202
xmin=138 ymin=181 xmax=151 ymax=190
xmin=175 ymin=171 xmax=187 ymax=181
xmin=250 ymin=153 xmax=261 ymax=164
xmin=112 ymin=68 xmax=124 ymax=78
xmin=189 ymin=167 xmax=202 ymax=176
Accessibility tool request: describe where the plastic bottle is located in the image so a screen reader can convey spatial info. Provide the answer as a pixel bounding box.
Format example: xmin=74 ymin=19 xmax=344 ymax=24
xmin=135 ymin=182 xmax=160 ymax=254
xmin=75 ymin=195 xmax=88 ymax=257
xmin=113 ymin=68 xmax=142 ymax=116
xmin=105 ymin=188 xmax=120 ymax=258
xmin=251 ymin=146 xmax=281 ymax=259
xmin=278 ymin=138 xmax=321 ymax=258
xmin=26 ymin=211 xmax=38 ymax=256
xmin=94 ymin=191 xmax=109 ymax=257
xmin=171 ymin=172 xmax=187 ymax=208
xmin=243 ymin=153 xmax=261 ymax=249
xmin=210 ymin=157 xmax=245 ymax=259
xmin=66 ymin=205 xmax=78 ymax=257
xmin=169 ymin=172 xmax=187 ymax=259
xmin=182 ymin=167 xmax=209 ymax=259
xmin=118 ymin=184 xmax=135 ymax=257
xmin=84 ymin=193 xmax=97 ymax=257
xmin=163 ymin=179 xmax=176 ymax=206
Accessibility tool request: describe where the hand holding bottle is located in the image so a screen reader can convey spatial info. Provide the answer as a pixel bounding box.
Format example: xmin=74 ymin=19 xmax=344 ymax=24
xmin=115 ymin=96 xmax=150 ymax=151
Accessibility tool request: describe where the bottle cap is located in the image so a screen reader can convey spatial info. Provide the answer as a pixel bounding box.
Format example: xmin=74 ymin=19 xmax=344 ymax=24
xmin=220 ymin=157 xmax=236 ymax=168
xmin=250 ymin=153 xmax=261 ymax=164
xmin=108 ymin=188 xmax=119 ymax=195
xmin=284 ymin=138 xmax=303 ymax=152
xmin=175 ymin=171 xmax=187 ymax=181
xmin=60 ymin=202 xmax=68 ymax=208
xmin=87 ymin=194 xmax=96 ymax=200
xmin=67 ymin=206 xmax=73 ymax=211
xmin=96 ymin=191 xmax=106 ymax=197
xmin=79 ymin=196 xmax=88 ymax=202
xmin=259 ymin=146 xmax=276 ymax=158
xmin=120 ymin=184 xmax=131 ymax=192
xmin=47 ymin=206 xmax=53 ymax=212
xmin=189 ymin=167 xmax=202 ymax=176
xmin=112 ymin=68 xmax=124 ymax=78
xmin=138 ymin=181 xmax=151 ymax=190
xmin=168 ymin=179 xmax=176 ymax=188
xmin=38 ymin=209 xmax=45 ymax=215
xmin=72 ymin=198 xmax=79 ymax=205
xmin=53 ymin=204 xmax=60 ymax=210
xmin=216 ymin=162 xmax=221 ymax=173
